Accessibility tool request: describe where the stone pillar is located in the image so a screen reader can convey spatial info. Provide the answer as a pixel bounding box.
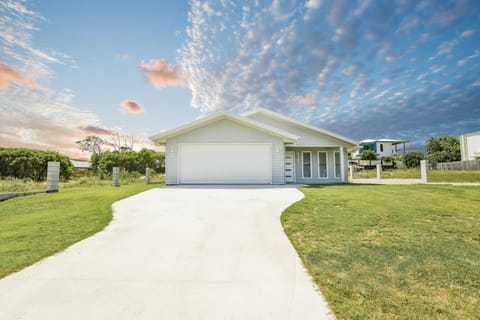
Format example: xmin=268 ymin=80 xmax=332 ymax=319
xmin=376 ymin=164 xmax=382 ymax=180
xmin=145 ymin=167 xmax=151 ymax=185
xmin=420 ymin=160 xmax=429 ymax=183
xmin=348 ymin=165 xmax=353 ymax=180
xmin=46 ymin=161 xmax=60 ymax=193
xmin=112 ymin=167 xmax=120 ymax=187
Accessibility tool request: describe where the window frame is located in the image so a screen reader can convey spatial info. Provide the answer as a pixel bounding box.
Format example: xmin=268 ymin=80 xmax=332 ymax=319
xmin=317 ymin=151 xmax=328 ymax=179
xmin=301 ymin=151 xmax=312 ymax=179
xmin=334 ymin=151 xmax=341 ymax=178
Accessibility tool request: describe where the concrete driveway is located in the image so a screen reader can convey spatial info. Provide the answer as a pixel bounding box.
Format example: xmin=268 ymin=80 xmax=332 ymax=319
xmin=0 ymin=186 xmax=333 ymax=320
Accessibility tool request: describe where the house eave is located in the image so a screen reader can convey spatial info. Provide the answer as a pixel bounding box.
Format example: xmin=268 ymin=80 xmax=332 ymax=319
xmin=243 ymin=107 xmax=359 ymax=147
xmin=149 ymin=111 xmax=300 ymax=144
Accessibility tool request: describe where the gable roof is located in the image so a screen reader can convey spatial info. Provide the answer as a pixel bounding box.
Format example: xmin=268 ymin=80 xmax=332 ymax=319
xmin=243 ymin=107 xmax=358 ymax=147
xmin=149 ymin=111 xmax=300 ymax=144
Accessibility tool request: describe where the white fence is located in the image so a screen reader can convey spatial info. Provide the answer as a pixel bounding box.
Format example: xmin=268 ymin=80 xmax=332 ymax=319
xmin=436 ymin=159 xmax=480 ymax=170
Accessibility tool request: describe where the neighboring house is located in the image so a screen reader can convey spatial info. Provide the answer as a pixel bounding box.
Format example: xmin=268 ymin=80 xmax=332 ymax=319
xmin=353 ymin=139 xmax=407 ymax=159
xmin=70 ymin=159 xmax=92 ymax=172
xmin=460 ymin=131 xmax=480 ymax=161
xmin=150 ymin=108 xmax=358 ymax=185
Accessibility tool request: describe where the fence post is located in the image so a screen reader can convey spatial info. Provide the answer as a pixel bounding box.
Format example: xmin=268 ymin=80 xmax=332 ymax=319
xmin=46 ymin=161 xmax=60 ymax=193
xmin=348 ymin=165 xmax=353 ymax=180
xmin=420 ymin=160 xmax=429 ymax=183
xmin=112 ymin=167 xmax=120 ymax=187
xmin=145 ymin=167 xmax=151 ymax=185
xmin=376 ymin=164 xmax=382 ymax=180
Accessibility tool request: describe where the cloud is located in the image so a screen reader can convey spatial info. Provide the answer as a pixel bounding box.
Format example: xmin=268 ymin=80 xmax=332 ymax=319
xmin=305 ymin=0 xmax=322 ymax=9
xmin=79 ymin=125 xmax=115 ymax=136
xmin=287 ymin=95 xmax=316 ymax=105
xmin=139 ymin=59 xmax=184 ymax=89
xmin=120 ymin=100 xmax=145 ymax=114
xmin=460 ymin=29 xmax=475 ymax=38
xmin=0 ymin=62 xmax=37 ymax=89
xmin=178 ymin=0 xmax=480 ymax=148
xmin=0 ymin=0 xmax=161 ymax=158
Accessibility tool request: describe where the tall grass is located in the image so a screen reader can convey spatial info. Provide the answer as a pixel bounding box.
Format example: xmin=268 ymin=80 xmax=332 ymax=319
xmin=0 ymin=174 xmax=164 ymax=193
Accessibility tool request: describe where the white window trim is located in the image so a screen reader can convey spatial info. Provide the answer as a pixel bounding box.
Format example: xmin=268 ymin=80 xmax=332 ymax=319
xmin=334 ymin=151 xmax=341 ymax=179
xmin=317 ymin=151 xmax=328 ymax=179
xmin=301 ymin=151 xmax=312 ymax=179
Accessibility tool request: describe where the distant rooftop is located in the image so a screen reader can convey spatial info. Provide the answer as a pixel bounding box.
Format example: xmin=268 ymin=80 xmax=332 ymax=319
xmin=70 ymin=159 xmax=92 ymax=169
xmin=360 ymin=139 xmax=408 ymax=145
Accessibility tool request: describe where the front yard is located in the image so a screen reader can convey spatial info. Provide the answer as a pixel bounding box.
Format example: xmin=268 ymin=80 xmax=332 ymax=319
xmin=282 ymin=185 xmax=479 ymax=319
xmin=0 ymin=183 xmax=160 ymax=278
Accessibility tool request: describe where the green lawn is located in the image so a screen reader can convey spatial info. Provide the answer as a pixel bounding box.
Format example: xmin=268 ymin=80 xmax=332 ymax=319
xmin=353 ymin=168 xmax=480 ymax=182
xmin=0 ymin=183 xmax=160 ymax=278
xmin=282 ymin=185 xmax=480 ymax=319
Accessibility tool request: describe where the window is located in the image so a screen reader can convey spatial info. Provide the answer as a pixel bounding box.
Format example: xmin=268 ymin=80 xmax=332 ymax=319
xmin=380 ymin=144 xmax=384 ymax=152
xmin=302 ymin=151 xmax=312 ymax=178
xmin=318 ymin=151 xmax=328 ymax=178
xmin=334 ymin=151 xmax=341 ymax=178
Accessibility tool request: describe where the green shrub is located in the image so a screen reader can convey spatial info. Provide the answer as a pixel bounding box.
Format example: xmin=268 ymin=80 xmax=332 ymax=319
xmin=361 ymin=150 xmax=377 ymax=160
xmin=403 ymin=151 xmax=425 ymax=168
xmin=95 ymin=149 xmax=164 ymax=177
xmin=0 ymin=148 xmax=74 ymax=181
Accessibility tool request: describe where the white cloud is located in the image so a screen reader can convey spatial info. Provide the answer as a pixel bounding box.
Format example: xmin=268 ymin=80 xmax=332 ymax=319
xmin=0 ymin=0 xmax=152 ymax=158
xmin=460 ymin=29 xmax=475 ymax=38
xmin=178 ymin=0 xmax=480 ymax=145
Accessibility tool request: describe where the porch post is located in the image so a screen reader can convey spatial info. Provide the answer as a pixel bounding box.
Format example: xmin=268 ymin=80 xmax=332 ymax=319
xmin=340 ymin=146 xmax=345 ymax=183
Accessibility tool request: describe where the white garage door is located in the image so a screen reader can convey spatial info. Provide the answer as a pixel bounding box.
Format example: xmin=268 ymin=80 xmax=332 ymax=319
xmin=179 ymin=143 xmax=272 ymax=184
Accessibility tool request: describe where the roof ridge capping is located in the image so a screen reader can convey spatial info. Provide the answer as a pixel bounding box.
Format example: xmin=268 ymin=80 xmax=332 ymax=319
xmin=149 ymin=110 xmax=300 ymax=144
xmin=243 ymin=107 xmax=358 ymax=146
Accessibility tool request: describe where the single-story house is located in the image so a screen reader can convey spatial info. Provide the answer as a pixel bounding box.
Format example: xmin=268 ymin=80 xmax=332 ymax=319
xmin=150 ymin=108 xmax=358 ymax=185
xmin=353 ymin=138 xmax=408 ymax=159
xmin=460 ymin=131 xmax=480 ymax=161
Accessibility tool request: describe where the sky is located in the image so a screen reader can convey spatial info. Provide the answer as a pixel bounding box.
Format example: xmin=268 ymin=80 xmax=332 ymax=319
xmin=1 ymin=0 xmax=479 ymax=159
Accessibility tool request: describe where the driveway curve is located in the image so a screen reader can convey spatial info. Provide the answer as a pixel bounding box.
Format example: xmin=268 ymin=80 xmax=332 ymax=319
xmin=0 ymin=186 xmax=333 ymax=319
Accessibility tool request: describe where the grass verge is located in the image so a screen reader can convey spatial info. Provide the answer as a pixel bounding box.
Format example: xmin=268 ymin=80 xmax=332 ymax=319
xmin=282 ymin=185 xmax=479 ymax=319
xmin=0 ymin=183 xmax=160 ymax=278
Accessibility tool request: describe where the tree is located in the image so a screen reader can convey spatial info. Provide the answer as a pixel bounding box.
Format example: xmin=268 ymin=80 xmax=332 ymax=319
xmin=426 ymin=136 xmax=460 ymax=165
xmin=76 ymin=136 xmax=105 ymax=154
xmin=137 ymin=148 xmax=164 ymax=173
xmin=108 ymin=132 xmax=135 ymax=152
xmin=360 ymin=150 xmax=377 ymax=160
xmin=403 ymin=151 xmax=425 ymax=168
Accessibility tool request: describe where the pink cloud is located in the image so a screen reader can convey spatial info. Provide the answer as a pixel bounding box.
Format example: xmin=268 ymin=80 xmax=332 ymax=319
xmin=0 ymin=62 xmax=37 ymax=89
xmin=79 ymin=125 xmax=114 ymax=136
xmin=120 ymin=100 xmax=145 ymax=114
xmin=287 ymin=95 xmax=316 ymax=105
xmin=139 ymin=59 xmax=184 ymax=89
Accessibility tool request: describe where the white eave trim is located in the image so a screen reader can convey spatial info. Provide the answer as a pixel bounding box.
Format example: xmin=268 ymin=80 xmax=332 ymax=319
xmin=243 ymin=107 xmax=359 ymax=147
xmin=149 ymin=111 xmax=300 ymax=144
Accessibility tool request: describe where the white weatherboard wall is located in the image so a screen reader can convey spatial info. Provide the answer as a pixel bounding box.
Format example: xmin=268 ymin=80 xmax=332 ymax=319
xmin=460 ymin=132 xmax=480 ymax=160
xmin=165 ymin=118 xmax=285 ymax=184
xmin=376 ymin=142 xmax=394 ymax=158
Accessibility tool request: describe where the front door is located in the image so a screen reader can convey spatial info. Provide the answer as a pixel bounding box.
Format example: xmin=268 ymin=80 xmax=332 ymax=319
xmin=285 ymin=151 xmax=295 ymax=183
